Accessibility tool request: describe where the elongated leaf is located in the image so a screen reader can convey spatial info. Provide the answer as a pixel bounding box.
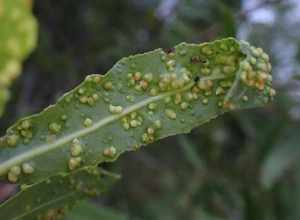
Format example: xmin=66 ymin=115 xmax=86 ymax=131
xmin=0 ymin=166 xmax=118 ymax=220
xmin=0 ymin=0 xmax=37 ymax=116
xmin=261 ymin=127 xmax=300 ymax=189
xmin=0 ymin=38 xmax=274 ymax=187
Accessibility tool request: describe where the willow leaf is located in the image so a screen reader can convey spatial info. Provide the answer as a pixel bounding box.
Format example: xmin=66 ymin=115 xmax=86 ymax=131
xmin=0 ymin=166 xmax=118 ymax=220
xmin=0 ymin=38 xmax=274 ymax=186
xmin=0 ymin=0 xmax=37 ymax=116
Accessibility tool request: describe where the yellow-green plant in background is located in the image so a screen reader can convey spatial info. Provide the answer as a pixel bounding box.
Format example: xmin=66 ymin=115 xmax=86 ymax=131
xmin=0 ymin=0 xmax=37 ymax=116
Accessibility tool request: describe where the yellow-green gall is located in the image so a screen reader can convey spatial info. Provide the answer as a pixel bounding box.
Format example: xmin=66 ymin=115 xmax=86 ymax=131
xmin=185 ymin=92 xmax=194 ymax=101
xmin=8 ymin=173 xmax=18 ymax=183
xmin=144 ymin=73 xmax=153 ymax=82
xmin=202 ymin=46 xmax=213 ymax=55
xmin=122 ymin=122 xmax=130 ymax=130
xmin=154 ymin=120 xmax=162 ymax=129
xmin=130 ymin=120 xmax=139 ymax=128
xmin=201 ymin=68 xmax=211 ymax=75
xmin=148 ymin=103 xmax=157 ymax=110
xmin=68 ymin=157 xmax=82 ymax=170
xmin=133 ymin=72 xmax=142 ymax=81
xmin=103 ymin=146 xmax=117 ymax=158
xmin=242 ymin=95 xmax=249 ymax=102
xmin=180 ymin=102 xmax=189 ymax=110
xmin=197 ymin=79 xmax=213 ymax=91
xmin=164 ymin=96 xmax=171 ymax=103
xmin=215 ymin=87 xmax=225 ymax=96
xmin=78 ymin=88 xmax=85 ymax=95
xmin=21 ymin=120 xmax=31 ymax=129
xmin=6 ymin=134 xmax=19 ymax=147
xmin=139 ymin=80 xmax=148 ymax=90
xmin=202 ymin=98 xmax=208 ymax=105
xmin=167 ymin=60 xmax=176 ymax=68
xmin=83 ymin=118 xmax=93 ymax=127
xmin=61 ymin=115 xmax=68 ymax=121
xmin=103 ymin=81 xmax=113 ymax=90
xmin=49 ymin=123 xmax=62 ymax=133
xmin=174 ymin=93 xmax=182 ymax=104
xmin=223 ymin=66 xmax=235 ymax=74
xmin=269 ymin=88 xmax=276 ymax=97
xmin=147 ymin=127 xmax=155 ymax=135
xmin=10 ymin=166 xmax=21 ymax=176
xmin=150 ymin=88 xmax=158 ymax=96
xmin=109 ymin=104 xmax=123 ymax=114
xmin=165 ymin=109 xmax=177 ymax=119
xmin=22 ymin=163 xmax=34 ymax=174
xmin=126 ymin=95 xmax=135 ymax=102
xmin=70 ymin=139 xmax=83 ymax=157
xmin=92 ymin=93 xmax=99 ymax=101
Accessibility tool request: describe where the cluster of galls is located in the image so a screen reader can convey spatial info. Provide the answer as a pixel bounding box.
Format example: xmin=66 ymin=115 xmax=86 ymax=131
xmin=67 ymin=75 xmax=102 ymax=106
xmin=127 ymin=72 xmax=153 ymax=91
xmin=240 ymin=45 xmax=275 ymax=98
xmin=127 ymin=67 xmax=192 ymax=95
xmin=7 ymin=162 xmax=34 ymax=183
xmin=141 ymin=121 xmax=162 ymax=144
xmin=76 ymin=76 xmax=102 ymax=106
xmin=158 ymin=68 xmax=192 ymax=92
xmin=121 ymin=112 xmax=144 ymax=130
xmin=4 ymin=119 xmax=34 ymax=146
xmin=68 ymin=138 xmax=83 ymax=171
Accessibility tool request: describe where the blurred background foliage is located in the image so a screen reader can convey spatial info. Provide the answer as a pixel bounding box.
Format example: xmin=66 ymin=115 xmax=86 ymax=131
xmin=1 ymin=0 xmax=300 ymax=219
xmin=0 ymin=0 xmax=37 ymax=116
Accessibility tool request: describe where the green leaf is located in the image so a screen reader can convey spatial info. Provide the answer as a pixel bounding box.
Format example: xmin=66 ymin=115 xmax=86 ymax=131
xmin=64 ymin=201 xmax=129 ymax=220
xmin=0 ymin=166 xmax=118 ymax=220
xmin=178 ymin=134 xmax=205 ymax=168
xmin=0 ymin=38 xmax=274 ymax=187
xmin=260 ymin=127 xmax=300 ymax=189
xmin=0 ymin=0 xmax=37 ymax=116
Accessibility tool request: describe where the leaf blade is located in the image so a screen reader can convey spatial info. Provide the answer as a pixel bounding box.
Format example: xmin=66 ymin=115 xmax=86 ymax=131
xmin=0 ymin=167 xmax=117 ymax=220
xmin=0 ymin=38 xmax=274 ymax=187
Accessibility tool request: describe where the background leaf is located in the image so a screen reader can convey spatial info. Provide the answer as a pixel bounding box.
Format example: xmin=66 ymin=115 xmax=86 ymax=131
xmin=64 ymin=201 xmax=129 ymax=220
xmin=0 ymin=0 xmax=37 ymax=116
xmin=0 ymin=167 xmax=118 ymax=220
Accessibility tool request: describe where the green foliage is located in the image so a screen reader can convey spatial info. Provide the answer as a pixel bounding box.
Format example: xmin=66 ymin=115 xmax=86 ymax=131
xmin=0 ymin=0 xmax=37 ymax=116
xmin=65 ymin=201 xmax=129 ymax=220
xmin=0 ymin=167 xmax=117 ymax=220
xmin=0 ymin=37 xmax=273 ymax=219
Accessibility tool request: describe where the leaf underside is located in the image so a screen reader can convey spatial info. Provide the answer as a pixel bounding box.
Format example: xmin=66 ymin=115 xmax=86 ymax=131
xmin=0 ymin=38 xmax=274 ymax=219
xmin=0 ymin=0 xmax=37 ymax=116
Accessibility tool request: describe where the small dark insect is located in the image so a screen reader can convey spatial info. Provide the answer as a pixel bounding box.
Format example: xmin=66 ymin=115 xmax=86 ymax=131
xmin=163 ymin=47 xmax=175 ymax=54
xmin=191 ymin=56 xmax=201 ymax=64
xmin=194 ymin=76 xmax=200 ymax=82
xmin=191 ymin=56 xmax=208 ymax=64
